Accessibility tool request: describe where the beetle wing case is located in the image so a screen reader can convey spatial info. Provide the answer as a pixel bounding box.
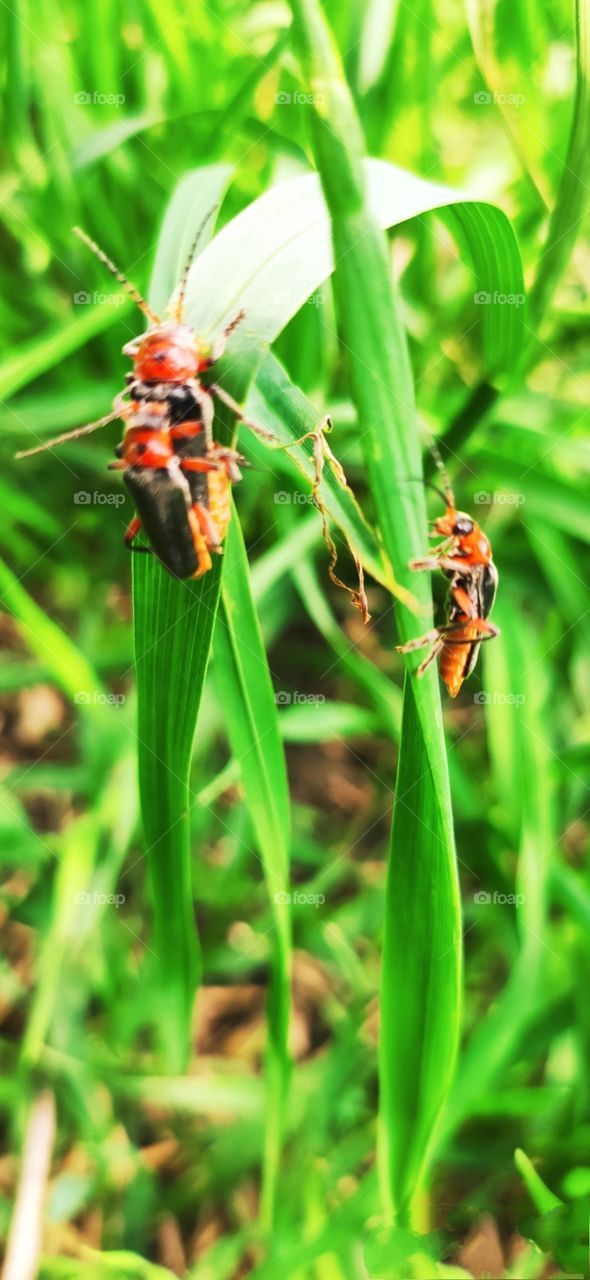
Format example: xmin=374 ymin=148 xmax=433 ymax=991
xmin=124 ymin=465 xmax=199 ymax=579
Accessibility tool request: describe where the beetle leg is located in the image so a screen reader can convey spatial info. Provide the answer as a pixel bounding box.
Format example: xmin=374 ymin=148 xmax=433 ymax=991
xmin=409 ymin=554 xmax=471 ymax=574
xmin=180 ymin=458 xmax=223 ymax=473
xmin=396 ymin=626 xmax=444 ymax=654
xmin=124 ymin=515 xmax=150 ymax=554
xmin=416 ymin=637 xmax=445 ymax=676
xmin=187 ymin=507 xmax=213 ymax=577
xmin=192 ymin=501 xmax=222 ymax=550
xmin=206 ymin=382 xmax=280 ymax=444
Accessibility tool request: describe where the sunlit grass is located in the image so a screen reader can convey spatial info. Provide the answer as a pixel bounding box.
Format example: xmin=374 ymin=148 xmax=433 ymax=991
xmin=1 ymin=0 xmax=589 ymax=1274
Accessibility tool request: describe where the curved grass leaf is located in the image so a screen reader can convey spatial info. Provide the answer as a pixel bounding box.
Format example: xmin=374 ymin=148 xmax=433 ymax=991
xmin=185 ymin=158 xmax=524 ymax=380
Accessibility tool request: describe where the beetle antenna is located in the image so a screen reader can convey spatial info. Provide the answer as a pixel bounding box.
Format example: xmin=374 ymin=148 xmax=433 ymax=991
xmin=404 ymin=475 xmax=449 ymax=505
xmin=170 ymin=203 xmax=219 ymax=323
xmin=73 ymin=227 xmax=160 ymax=326
xmin=16 ymin=411 xmax=119 ymax=459
xmin=426 ymin=439 xmax=455 ymax=509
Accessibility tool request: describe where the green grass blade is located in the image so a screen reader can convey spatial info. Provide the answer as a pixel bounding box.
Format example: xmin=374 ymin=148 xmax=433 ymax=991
xmin=214 ymin=508 xmax=291 ymax=1229
xmin=22 ymin=752 xmax=136 ymax=1066
xmin=0 ymin=299 xmax=133 ymax=404
xmin=437 ymin=605 xmax=556 ymax=1148
xmin=515 ymin=1148 xmax=563 ymax=1214
xmin=526 ymin=0 xmax=590 ymax=329
xmin=39 ymin=1250 xmax=178 ymax=1279
xmin=132 ymin=557 xmax=223 ymax=1067
xmin=148 ymin=164 xmax=235 ymax=314
xmin=0 ymin=557 xmax=114 ymax=764
xmin=131 ymin=167 xmax=235 ymax=1068
xmin=286 ymin=0 xmax=461 ymax=1221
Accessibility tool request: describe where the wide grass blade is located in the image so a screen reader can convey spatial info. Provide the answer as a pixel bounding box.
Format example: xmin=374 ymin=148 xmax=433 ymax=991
xmin=213 ymin=509 xmax=291 ymax=1229
xmin=132 ymin=166 xmax=235 ymax=1068
xmin=437 ymin=604 xmax=556 ymax=1147
xmin=526 ymin=0 xmax=590 ymax=330
xmin=133 ymin=557 xmax=223 ymax=1067
xmin=286 ymin=0 xmax=461 ymax=1221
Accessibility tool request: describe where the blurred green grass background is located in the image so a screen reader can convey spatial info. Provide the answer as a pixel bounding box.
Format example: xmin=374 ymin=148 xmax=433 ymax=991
xmin=1 ymin=0 xmax=590 ymax=1275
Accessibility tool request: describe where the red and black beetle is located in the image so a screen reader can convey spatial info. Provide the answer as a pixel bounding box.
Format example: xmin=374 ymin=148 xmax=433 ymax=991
xmin=396 ymin=445 xmax=499 ymax=697
xmin=17 ymin=222 xmax=370 ymax=615
xmin=17 ymin=223 xmax=259 ymax=580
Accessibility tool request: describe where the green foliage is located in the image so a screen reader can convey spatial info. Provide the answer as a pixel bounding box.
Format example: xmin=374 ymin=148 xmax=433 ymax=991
xmin=1 ymin=0 xmax=589 ymax=1274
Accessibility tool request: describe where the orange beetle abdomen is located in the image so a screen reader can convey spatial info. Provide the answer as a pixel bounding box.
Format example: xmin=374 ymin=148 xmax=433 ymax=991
xmin=440 ymin=627 xmax=480 ymax=697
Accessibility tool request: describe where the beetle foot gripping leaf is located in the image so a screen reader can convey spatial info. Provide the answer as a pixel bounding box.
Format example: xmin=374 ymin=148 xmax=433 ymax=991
xmin=287 ymin=416 xmax=371 ymax=624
